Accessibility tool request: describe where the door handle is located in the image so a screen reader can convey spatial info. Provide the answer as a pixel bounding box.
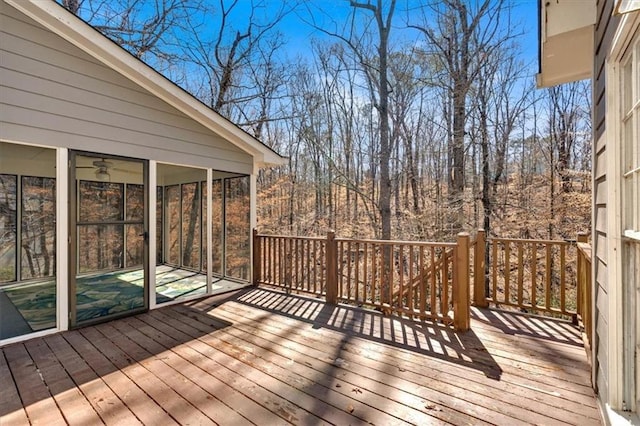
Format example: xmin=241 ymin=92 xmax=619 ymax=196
xmin=139 ymin=231 xmax=148 ymax=241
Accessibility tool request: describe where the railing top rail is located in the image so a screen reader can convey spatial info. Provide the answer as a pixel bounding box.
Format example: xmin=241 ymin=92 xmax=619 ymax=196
xmin=256 ymin=234 xmax=327 ymax=242
xmin=577 ymin=242 xmax=592 ymax=260
xmin=256 ymin=233 xmax=458 ymax=247
xmin=489 ymin=236 xmax=575 ymax=245
xmin=335 ymin=237 xmax=457 ymax=247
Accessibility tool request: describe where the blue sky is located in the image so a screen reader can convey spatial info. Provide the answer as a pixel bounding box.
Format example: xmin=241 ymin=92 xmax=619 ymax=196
xmin=71 ymin=0 xmax=541 ymax=79
xmin=230 ymin=0 xmax=540 ymax=71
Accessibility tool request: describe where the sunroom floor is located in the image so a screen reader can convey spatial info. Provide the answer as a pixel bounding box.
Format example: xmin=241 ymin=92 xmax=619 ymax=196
xmin=0 ymin=266 xmax=247 ymax=340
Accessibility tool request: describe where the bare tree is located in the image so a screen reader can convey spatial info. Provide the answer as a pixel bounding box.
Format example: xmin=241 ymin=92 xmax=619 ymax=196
xmin=410 ymin=0 xmax=509 ymax=235
xmin=544 ymin=80 xmax=591 ymax=238
xmin=62 ymin=0 xmax=81 ymax=15
xmin=388 ymin=49 xmax=423 ymax=217
xmin=547 ymin=81 xmax=591 ymax=194
xmin=303 ymin=0 xmax=396 ymax=241
xmin=181 ymin=0 xmax=296 ymax=122
xmin=61 ymin=0 xmax=192 ymax=73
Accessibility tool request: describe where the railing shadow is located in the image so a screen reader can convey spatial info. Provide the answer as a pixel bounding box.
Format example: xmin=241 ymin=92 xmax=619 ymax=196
xmin=470 ymin=306 xmax=583 ymax=346
xmin=224 ymin=287 xmax=503 ymax=380
xmin=469 ymin=306 xmax=591 ymax=384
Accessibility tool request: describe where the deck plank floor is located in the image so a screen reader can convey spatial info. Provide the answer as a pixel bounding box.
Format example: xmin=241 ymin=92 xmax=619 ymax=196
xmin=1 ymin=287 xmax=601 ymax=425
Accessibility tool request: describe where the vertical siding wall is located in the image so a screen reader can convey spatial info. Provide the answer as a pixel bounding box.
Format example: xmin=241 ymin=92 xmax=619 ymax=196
xmin=0 ymin=3 xmax=253 ymax=175
xmin=593 ymin=0 xmax=620 ymax=402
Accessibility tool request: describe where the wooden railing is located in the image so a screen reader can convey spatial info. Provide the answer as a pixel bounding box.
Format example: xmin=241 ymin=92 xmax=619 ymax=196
xmin=253 ymin=231 xmax=328 ymax=297
xmin=253 ymin=230 xmax=470 ymax=330
xmin=254 ymin=228 xmax=592 ymax=333
xmin=576 ymin=233 xmax=592 ymax=349
xmin=336 ymin=238 xmax=457 ymax=323
xmin=473 ymin=230 xmax=579 ymax=318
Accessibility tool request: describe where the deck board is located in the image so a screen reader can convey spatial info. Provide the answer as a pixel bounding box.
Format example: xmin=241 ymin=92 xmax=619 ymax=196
xmin=22 ymin=337 xmax=101 ymax=426
xmin=154 ymin=308 xmax=448 ymax=425
xmin=0 ymin=345 xmax=30 ymax=425
xmin=206 ymin=294 xmax=598 ymax=425
xmin=1 ymin=287 xmax=601 ymax=425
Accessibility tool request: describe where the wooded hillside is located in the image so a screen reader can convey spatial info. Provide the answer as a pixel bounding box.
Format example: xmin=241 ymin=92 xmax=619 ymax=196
xmin=62 ymin=0 xmax=592 ymax=242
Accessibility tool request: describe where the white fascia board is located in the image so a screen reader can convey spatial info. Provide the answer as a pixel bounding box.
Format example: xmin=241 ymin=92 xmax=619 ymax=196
xmin=543 ymin=0 xmax=596 ymax=39
xmin=4 ymin=0 xmax=286 ymax=168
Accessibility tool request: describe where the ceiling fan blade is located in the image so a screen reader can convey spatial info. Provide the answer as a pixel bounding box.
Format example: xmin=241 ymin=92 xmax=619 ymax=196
xmin=93 ymin=159 xmax=113 ymax=169
xmin=112 ymin=167 xmax=142 ymax=174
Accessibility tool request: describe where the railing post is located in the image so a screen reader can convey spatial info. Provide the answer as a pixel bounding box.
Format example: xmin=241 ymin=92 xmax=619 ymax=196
xmin=454 ymin=232 xmax=470 ymax=331
xmin=326 ymin=231 xmax=338 ymax=304
xmin=473 ymin=229 xmax=488 ymax=307
xmin=252 ymin=228 xmax=260 ymax=286
xmin=576 ymin=232 xmax=589 ymax=326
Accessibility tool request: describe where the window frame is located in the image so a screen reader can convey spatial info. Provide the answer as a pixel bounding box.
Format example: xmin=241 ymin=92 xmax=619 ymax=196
xmin=621 ymin=35 xmax=640 ymax=241
xmin=0 ymin=173 xmax=18 ymax=284
xmin=607 ymin=16 xmax=640 ymax=416
xmin=0 ymin=173 xmax=57 ymax=284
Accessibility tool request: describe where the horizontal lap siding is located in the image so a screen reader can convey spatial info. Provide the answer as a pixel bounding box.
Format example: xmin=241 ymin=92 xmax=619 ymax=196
xmin=592 ymin=0 xmax=620 ymax=402
xmin=0 ymin=4 xmax=252 ymax=174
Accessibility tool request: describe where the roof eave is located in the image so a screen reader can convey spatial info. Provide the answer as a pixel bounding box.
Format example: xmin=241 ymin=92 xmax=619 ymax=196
xmin=4 ymin=0 xmax=286 ymax=168
xmin=536 ymin=0 xmax=595 ymax=88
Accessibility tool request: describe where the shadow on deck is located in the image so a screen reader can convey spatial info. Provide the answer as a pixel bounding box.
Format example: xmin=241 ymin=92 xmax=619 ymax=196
xmin=216 ymin=287 xmax=505 ymax=380
xmin=1 ymin=287 xmax=601 ymax=425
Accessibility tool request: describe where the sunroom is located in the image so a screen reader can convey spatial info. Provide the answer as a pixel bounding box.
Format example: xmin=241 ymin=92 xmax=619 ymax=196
xmin=0 ymin=0 xmax=285 ymax=343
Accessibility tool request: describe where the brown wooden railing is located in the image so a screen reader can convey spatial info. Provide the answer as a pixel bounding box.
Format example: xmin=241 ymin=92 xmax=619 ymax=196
xmin=473 ymin=231 xmax=579 ymax=318
xmin=336 ymin=238 xmax=457 ymax=323
xmin=576 ymin=233 xmax=592 ymax=349
xmin=253 ymin=231 xmax=328 ymax=297
xmin=253 ymin=230 xmax=470 ymax=330
xmin=254 ymin=228 xmax=591 ymax=333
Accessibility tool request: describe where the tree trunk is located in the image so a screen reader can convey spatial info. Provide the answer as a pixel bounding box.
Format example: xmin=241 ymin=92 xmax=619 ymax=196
xmin=450 ymin=88 xmax=466 ymax=234
xmin=183 ymin=184 xmax=200 ymax=266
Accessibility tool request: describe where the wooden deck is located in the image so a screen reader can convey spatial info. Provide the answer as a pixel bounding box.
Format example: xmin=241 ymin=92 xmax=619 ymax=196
xmin=1 ymin=287 xmax=601 ymax=425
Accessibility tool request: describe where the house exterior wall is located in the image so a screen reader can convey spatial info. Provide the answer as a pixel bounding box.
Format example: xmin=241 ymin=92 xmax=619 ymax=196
xmin=593 ymin=2 xmax=640 ymax=420
xmin=0 ymin=2 xmax=253 ymax=175
xmin=0 ymin=1 xmax=267 ymax=346
xmin=592 ymin=0 xmax=620 ymax=403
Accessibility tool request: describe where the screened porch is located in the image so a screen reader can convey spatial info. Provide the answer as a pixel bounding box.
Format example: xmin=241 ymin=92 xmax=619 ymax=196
xmin=0 ymin=142 xmax=253 ymax=341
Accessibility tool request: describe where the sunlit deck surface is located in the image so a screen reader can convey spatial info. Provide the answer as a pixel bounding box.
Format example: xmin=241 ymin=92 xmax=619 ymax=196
xmin=1 ymin=287 xmax=600 ymax=425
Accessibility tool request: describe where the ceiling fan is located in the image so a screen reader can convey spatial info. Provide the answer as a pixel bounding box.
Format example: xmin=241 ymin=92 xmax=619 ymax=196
xmin=76 ymin=158 xmax=141 ymax=181
xmin=75 ymin=159 xmax=114 ymax=181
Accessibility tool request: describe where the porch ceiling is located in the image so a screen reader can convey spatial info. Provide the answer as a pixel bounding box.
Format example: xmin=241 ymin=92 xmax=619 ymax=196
xmin=537 ymin=0 xmax=596 ymax=88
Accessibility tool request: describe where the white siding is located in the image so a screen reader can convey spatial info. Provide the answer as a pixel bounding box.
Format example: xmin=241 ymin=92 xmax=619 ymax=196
xmin=0 ymin=3 xmax=253 ymax=174
xmin=592 ymin=0 xmax=619 ymax=405
xmin=594 ymin=135 xmax=609 ymax=400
